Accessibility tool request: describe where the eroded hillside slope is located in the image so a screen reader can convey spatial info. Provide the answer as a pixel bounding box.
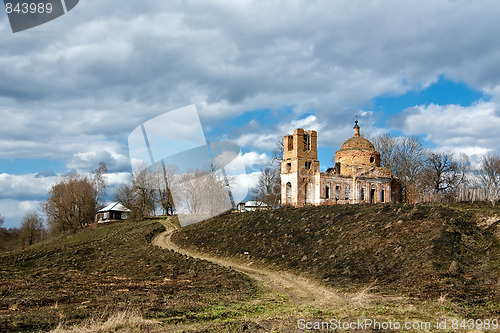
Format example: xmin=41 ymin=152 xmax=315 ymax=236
xmin=173 ymin=203 xmax=500 ymax=316
xmin=0 ymin=220 xmax=256 ymax=332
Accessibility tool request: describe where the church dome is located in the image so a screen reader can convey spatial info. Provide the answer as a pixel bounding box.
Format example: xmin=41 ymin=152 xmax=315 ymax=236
xmin=338 ymin=119 xmax=375 ymax=151
xmin=339 ymin=136 xmax=376 ymax=151
xmin=334 ymin=120 xmax=381 ymax=171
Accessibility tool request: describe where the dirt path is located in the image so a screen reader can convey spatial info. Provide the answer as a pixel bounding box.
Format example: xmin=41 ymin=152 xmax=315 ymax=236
xmin=152 ymin=219 xmax=346 ymax=309
xmin=151 ymin=220 xmax=461 ymax=333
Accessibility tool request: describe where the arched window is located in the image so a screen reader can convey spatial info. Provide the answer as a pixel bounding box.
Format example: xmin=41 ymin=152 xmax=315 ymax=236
xmin=286 ymin=182 xmax=292 ymax=203
xmin=305 ymin=134 xmax=311 ymax=150
xmin=305 ymin=182 xmax=313 ymax=204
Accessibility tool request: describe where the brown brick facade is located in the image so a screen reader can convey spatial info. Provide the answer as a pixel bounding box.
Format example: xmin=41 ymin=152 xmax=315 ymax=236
xmin=281 ymin=122 xmax=400 ymax=207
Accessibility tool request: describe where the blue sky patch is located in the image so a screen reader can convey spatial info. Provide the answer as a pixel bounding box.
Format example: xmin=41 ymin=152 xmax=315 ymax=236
xmin=373 ymin=76 xmax=488 ymax=128
xmin=0 ymin=158 xmax=65 ymax=176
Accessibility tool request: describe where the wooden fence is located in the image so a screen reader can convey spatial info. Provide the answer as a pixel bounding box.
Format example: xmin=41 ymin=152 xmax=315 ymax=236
xmin=419 ymin=187 xmax=491 ymax=203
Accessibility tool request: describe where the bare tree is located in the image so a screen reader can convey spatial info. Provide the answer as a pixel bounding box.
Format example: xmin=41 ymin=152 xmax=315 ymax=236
xmin=114 ymin=163 xmax=160 ymax=220
xmin=114 ymin=183 xmax=137 ymax=214
xmin=272 ymin=136 xmax=285 ymax=163
xmin=396 ymin=136 xmax=428 ymax=202
xmin=92 ymin=162 xmax=108 ymax=209
xmin=253 ymin=138 xmax=283 ymax=208
xmin=371 ymin=133 xmax=398 ymax=172
xmin=19 ymin=212 xmax=46 ymax=248
xmin=477 ymin=153 xmax=500 ymax=206
xmin=422 ymin=152 xmax=469 ymax=194
xmin=372 ymin=134 xmax=427 ymax=203
xmin=201 ymin=163 xmax=233 ymax=217
xmin=43 ymin=174 xmax=98 ymax=233
xmin=151 ymin=163 xmax=178 ymax=216
xmin=252 ymin=167 xmax=281 ymax=208
xmin=115 ymin=163 xmax=181 ymax=219
xmin=0 ymin=214 xmax=4 ymax=228
xmin=179 ymin=170 xmax=202 ymax=214
xmin=130 ymin=164 xmax=157 ymax=219
xmin=174 ymin=163 xmax=232 ymax=220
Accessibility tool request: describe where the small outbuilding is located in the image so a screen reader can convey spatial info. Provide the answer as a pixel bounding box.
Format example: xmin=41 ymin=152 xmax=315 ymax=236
xmin=237 ymin=201 xmax=269 ymax=212
xmin=95 ymin=202 xmax=131 ymax=223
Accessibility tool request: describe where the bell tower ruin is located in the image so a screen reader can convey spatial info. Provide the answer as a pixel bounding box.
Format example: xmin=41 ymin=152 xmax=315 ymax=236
xmin=281 ymin=128 xmax=320 ymax=206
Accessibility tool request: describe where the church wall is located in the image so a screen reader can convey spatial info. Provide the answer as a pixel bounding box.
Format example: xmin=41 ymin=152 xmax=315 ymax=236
xmin=319 ymin=175 xmax=351 ymax=205
xmin=281 ymin=172 xmax=298 ymax=206
xmin=313 ymin=174 xmax=393 ymax=205
xmin=335 ymin=150 xmax=381 ymax=176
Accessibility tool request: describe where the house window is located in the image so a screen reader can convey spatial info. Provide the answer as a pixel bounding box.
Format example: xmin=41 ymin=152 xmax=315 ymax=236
xmin=335 ymin=185 xmax=340 ymax=200
xmin=345 ymin=185 xmax=350 ymax=199
xmin=305 ymin=134 xmax=311 ymax=151
xmin=305 ymin=161 xmax=311 ymax=170
xmin=360 ymin=187 xmax=365 ymax=201
xmin=286 ymin=162 xmax=291 ymax=172
xmin=381 ymin=190 xmax=385 ymax=203
xmin=326 ymin=185 xmax=330 ymax=199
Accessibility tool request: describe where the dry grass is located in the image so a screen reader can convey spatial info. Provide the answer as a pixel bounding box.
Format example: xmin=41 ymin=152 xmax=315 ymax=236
xmin=0 ymin=220 xmax=256 ymax=332
xmin=174 ymin=203 xmax=500 ymax=317
xmin=49 ymin=309 xmax=160 ymax=333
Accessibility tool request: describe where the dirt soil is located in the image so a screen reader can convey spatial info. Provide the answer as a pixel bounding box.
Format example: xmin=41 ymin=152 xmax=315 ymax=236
xmin=0 ymin=220 xmax=256 ymax=332
xmin=154 ymin=219 xmax=346 ymax=309
xmin=172 ymin=203 xmax=500 ymax=317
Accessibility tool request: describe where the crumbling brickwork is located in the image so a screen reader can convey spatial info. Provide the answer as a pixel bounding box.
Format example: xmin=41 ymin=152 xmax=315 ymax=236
xmin=281 ymin=121 xmax=400 ymax=207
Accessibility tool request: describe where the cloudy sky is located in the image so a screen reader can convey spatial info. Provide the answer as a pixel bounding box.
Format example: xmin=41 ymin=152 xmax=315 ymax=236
xmin=1 ymin=0 xmax=500 ymax=228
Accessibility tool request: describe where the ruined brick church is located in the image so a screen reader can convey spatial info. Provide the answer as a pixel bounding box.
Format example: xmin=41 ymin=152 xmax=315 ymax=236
xmin=281 ymin=121 xmax=400 ymax=207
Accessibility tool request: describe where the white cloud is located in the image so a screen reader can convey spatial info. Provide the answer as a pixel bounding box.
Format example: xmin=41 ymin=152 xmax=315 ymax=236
xmin=0 ymin=173 xmax=56 ymax=201
xmin=278 ymin=115 xmax=324 ymax=135
xmin=67 ymin=150 xmax=131 ymax=173
xmin=234 ymin=134 xmax=281 ymax=150
xmin=0 ymin=200 xmax=24 ymax=228
xmin=105 ymin=172 xmax=131 ymax=186
xmin=0 ymin=199 xmax=45 ymax=229
xmin=231 ymin=171 xmax=261 ymax=202
xmin=3 ymin=0 xmax=500 ymax=220
xmin=393 ymin=102 xmax=500 ymax=157
xmin=2 ymin=0 xmax=500 ymax=163
xmin=240 ymin=152 xmax=272 ymax=172
xmin=18 ymin=200 xmax=41 ymax=212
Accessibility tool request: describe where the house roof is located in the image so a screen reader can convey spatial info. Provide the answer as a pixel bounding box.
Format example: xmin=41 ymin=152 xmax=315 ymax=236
xmin=97 ymin=202 xmax=131 ymax=213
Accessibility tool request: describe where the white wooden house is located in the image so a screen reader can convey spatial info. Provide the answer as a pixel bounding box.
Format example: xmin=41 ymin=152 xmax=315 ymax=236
xmin=237 ymin=201 xmax=269 ymax=212
xmin=95 ymin=202 xmax=131 ymax=223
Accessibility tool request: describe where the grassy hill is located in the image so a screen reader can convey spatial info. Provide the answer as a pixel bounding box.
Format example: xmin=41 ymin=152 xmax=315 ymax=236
xmin=0 ymin=220 xmax=257 ymax=332
xmin=173 ymin=203 xmax=500 ymax=317
xmin=2 ymin=204 xmax=499 ymax=331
